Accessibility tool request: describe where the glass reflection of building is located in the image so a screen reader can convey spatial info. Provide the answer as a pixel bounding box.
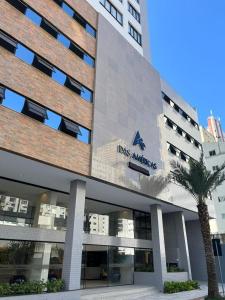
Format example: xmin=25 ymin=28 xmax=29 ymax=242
xmin=0 ymin=179 xmax=154 ymax=288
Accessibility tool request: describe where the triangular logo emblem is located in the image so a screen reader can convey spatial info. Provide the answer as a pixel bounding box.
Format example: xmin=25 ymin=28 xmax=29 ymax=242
xmin=133 ymin=131 xmax=146 ymax=151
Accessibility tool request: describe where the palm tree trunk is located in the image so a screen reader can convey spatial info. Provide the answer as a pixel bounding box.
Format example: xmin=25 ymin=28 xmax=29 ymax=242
xmin=197 ymin=201 xmax=220 ymax=298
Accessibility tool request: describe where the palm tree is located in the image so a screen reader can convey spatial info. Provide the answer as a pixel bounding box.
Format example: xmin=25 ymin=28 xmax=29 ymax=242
xmin=170 ymin=152 xmax=225 ymax=298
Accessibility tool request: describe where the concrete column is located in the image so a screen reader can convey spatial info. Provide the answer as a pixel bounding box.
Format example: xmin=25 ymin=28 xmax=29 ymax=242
xmin=174 ymin=212 xmax=192 ymax=279
xmin=151 ymin=204 xmax=167 ymax=291
xmin=62 ymin=180 xmax=86 ymax=291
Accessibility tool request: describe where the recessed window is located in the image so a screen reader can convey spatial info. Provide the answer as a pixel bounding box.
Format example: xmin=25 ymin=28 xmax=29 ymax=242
xmin=162 ymin=92 xmax=170 ymax=104
xmin=213 ymin=166 xmax=219 ymax=171
xmin=166 ymin=119 xmax=173 ymax=129
xmin=3 ymin=35 xmax=93 ymax=102
xmin=162 ymin=91 xmax=199 ymax=130
xmin=59 ymin=118 xmax=81 ymax=138
xmin=218 ymin=196 xmax=225 ymax=202
xmin=69 ymin=42 xmax=84 ymax=59
xmin=167 ymin=142 xmax=193 ymax=163
xmin=53 ymin=0 xmax=96 ymax=38
xmin=209 ymin=150 xmax=216 ymax=156
xmin=169 ymin=144 xmax=177 ymax=156
xmin=186 ymin=134 xmax=191 ymax=143
xmin=0 ymin=86 xmax=91 ymax=144
xmin=177 ymin=127 xmax=183 ymax=136
xmin=53 ymin=0 xmax=63 ymax=6
xmin=100 ymin=0 xmax=123 ymax=25
xmin=64 ymin=77 xmax=83 ymax=95
xmin=22 ymin=100 xmax=48 ymax=123
xmin=5 ymin=0 xmax=27 ymax=14
xmin=180 ymin=152 xmax=187 ymax=162
xmin=40 ymin=19 xmax=59 ymax=38
xmin=32 ymin=55 xmax=55 ymax=76
xmin=128 ymin=23 xmax=142 ymax=46
xmin=0 ymin=31 xmax=17 ymax=54
xmin=128 ymin=2 xmax=141 ymax=23
xmin=174 ymin=103 xmax=180 ymax=113
xmin=6 ymin=1 xmax=95 ymax=67
xmin=0 ymin=86 xmax=5 ymax=104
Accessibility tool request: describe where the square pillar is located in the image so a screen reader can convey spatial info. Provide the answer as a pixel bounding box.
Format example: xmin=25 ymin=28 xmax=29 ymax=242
xmin=151 ymin=204 xmax=167 ymax=291
xmin=174 ymin=211 xmax=192 ymax=279
xmin=62 ymin=180 xmax=86 ymax=291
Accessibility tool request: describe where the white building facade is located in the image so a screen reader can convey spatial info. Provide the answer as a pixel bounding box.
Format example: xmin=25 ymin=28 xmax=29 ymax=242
xmin=0 ymin=0 xmax=211 ymax=299
xmin=203 ymin=141 xmax=225 ymax=234
xmin=86 ymin=0 xmax=150 ymax=60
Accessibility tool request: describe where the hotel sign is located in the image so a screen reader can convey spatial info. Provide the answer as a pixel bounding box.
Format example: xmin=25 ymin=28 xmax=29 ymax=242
xmin=117 ymin=131 xmax=157 ymax=176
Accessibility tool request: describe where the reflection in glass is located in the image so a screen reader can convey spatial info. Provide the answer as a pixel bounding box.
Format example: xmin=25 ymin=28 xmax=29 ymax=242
xmin=81 ymin=245 xmax=134 ymax=288
xmin=82 ymin=245 xmax=108 ymax=288
xmin=84 ymin=199 xmax=152 ymax=240
xmin=134 ymin=248 xmax=154 ymax=272
xmin=0 ymin=178 xmax=68 ymax=231
xmin=0 ymin=194 xmax=34 ymax=227
xmin=108 ymin=247 xmax=134 ymax=286
xmin=134 ymin=211 xmax=152 ymax=240
xmin=84 ymin=199 xmax=134 ymax=239
xmin=0 ymin=240 xmax=64 ymax=284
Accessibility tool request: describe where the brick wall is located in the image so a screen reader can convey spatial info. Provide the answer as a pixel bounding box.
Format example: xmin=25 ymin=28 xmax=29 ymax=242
xmin=0 ymin=106 xmax=91 ymax=176
xmin=0 ymin=47 xmax=93 ymax=130
xmin=23 ymin=0 xmax=96 ymax=57
xmin=0 ymin=1 xmax=95 ymax=90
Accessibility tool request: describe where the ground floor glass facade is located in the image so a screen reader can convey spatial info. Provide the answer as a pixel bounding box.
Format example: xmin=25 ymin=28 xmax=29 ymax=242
xmin=81 ymin=245 xmax=135 ymax=288
xmin=0 ymin=178 xmax=155 ymax=289
xmin=0 ymin=240 xmax=64 ymax=284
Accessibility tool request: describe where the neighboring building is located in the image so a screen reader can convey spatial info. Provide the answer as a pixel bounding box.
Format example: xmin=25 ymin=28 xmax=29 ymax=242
xmin=202 ymin=141 xmax=225 ymax=234
xmin=160 ymin=80 xmax=205 ymax=211
xmin=207 ymin=114 xmax=225 ymax=142
xmin=0 ymin=0 xmax=210 ymax=298
xmin=200 ymin=115 xmax=225 ymax=233
xmin=200 ymin=125 xmax=216 ymax=143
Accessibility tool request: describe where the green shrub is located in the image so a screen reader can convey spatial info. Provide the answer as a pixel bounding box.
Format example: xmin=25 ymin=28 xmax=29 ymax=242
xmin=0 ymin=279 xmax=64 ymax=297
xmin=164 ymin=280 xmax=200 ymax=294
xmin=0 ymin=283 xmax=12 ymax=296
xmin=10 ymin=281 xmax=46 ymax=295
xmin=47 ymin=279 xmax=64 ymax=293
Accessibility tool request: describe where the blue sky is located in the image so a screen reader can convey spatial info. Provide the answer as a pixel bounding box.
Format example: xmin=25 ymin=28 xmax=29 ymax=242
xmin=147 ymin=0 xmax=225 ymax=129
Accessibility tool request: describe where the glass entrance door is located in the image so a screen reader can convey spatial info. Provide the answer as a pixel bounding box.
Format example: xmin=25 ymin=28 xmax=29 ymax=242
xmin=82 ymin=245 xmax=108 ymax=288
xmin=81 ymin=245 xmax=134 ymax=289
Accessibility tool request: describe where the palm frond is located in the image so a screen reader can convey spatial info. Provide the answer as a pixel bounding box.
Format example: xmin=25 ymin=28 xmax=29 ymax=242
xmin=170 ymin=151 xmax=225 ymax=204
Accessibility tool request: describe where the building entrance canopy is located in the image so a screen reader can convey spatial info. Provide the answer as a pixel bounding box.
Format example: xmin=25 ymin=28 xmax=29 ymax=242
xmin=0 ymin=150 xmax=198 ymax=221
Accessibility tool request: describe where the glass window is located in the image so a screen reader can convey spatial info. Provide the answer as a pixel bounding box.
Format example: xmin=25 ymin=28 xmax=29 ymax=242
xmin=0 ymin=240 xmax=64 ymax=283
xmin=25 ymin=8 xmax=42 ymax=26
xmin=85 ymin=200 xmax=152 ymax=240
xmin=134 ymin=248 xmax=154 ymax=272
xmin=81 ymin=245 xmax=134 ymax=288
xmin=0 ymin=178 xmax=68 ymax=231
xmin=57 ymin=33 xmax=70 ymax=48
xmin=0 ymin=86 xmax=91 ymax=144
xmin=134 ymin=211 xmax=151 ymax=240
xmin=100 ymin=0 xmax=123 ymax=25
xmin=15 ymin=44 xmax=34 ymax=65
xmin=52 ymin=69 xmax=67 ymax=85
xmin=62 ymin=2 xmax=74 ymax=17
xmin=3 ymin=89 xmax=25 ymax=113
xmin=108 ymin=247 xmax=134 ymax=286
xmin=82 ymin=245 xmax=108 ymax=288
xmin=84 ymin=200 xmax=134 ymax=239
